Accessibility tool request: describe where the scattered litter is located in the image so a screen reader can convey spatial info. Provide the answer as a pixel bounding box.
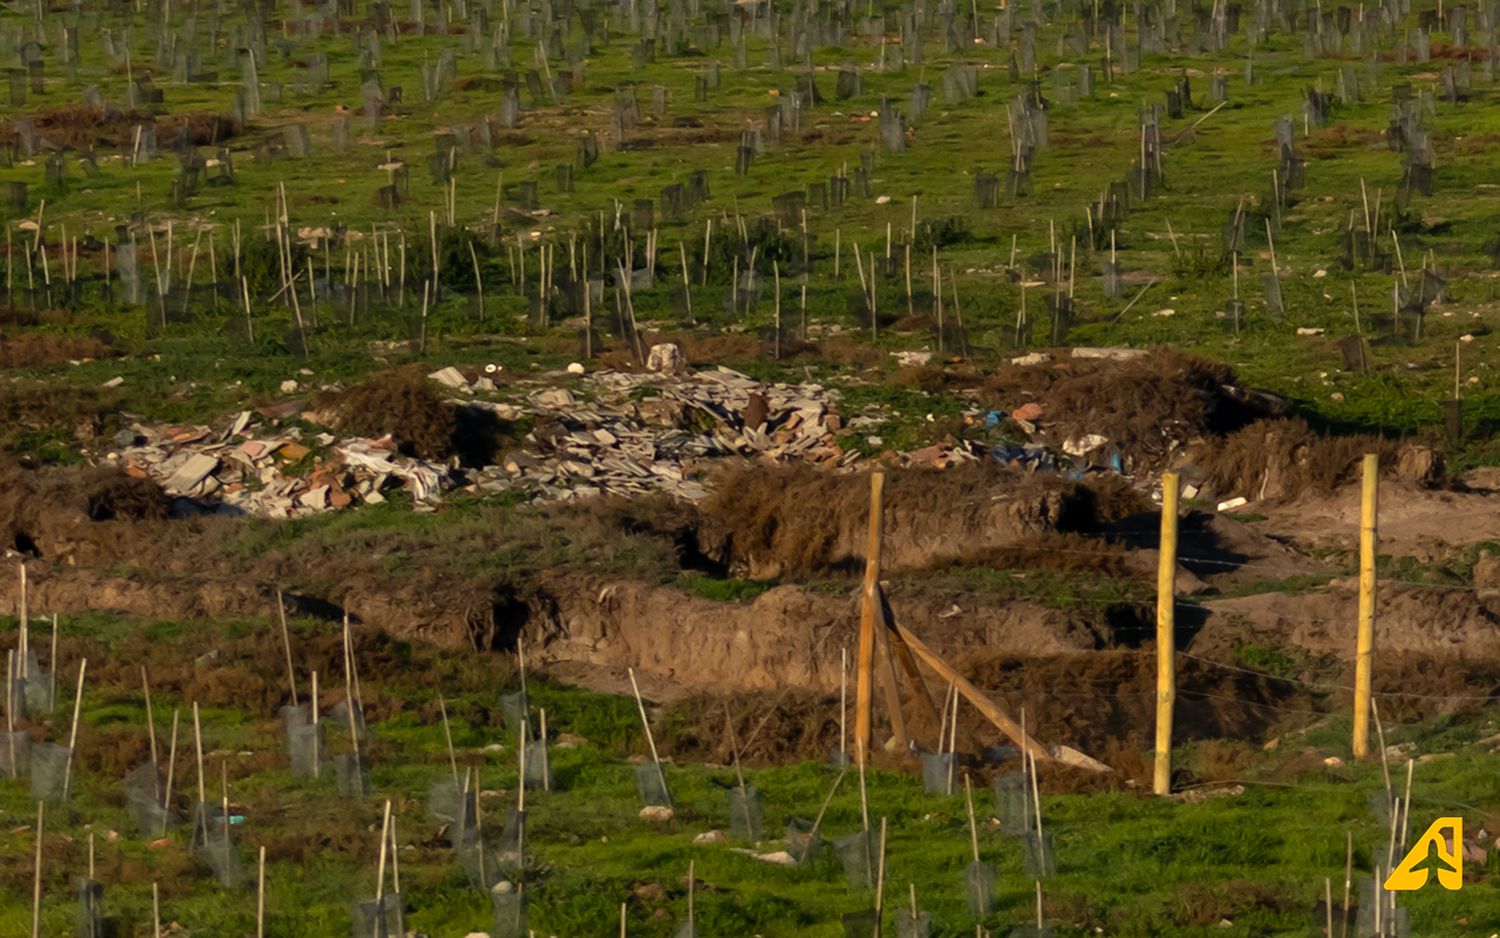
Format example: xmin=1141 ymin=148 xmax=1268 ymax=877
xmin=1296 ymin=327 xmax=1326 ymax=336
xmin=1216 ymin=497 xmax=1248 ymax=511
xmin=101 ymin=376 xmax=125 ymax=388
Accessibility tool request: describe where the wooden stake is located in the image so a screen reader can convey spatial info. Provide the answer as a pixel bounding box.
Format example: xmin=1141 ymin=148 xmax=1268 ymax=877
xmin=152 ymin=882 xmax=161 ymax=938
xmin=1154 ymin=471 xmax=1179 ymax=796
xmin=257 ymin=845 xmax=267 ymax=938
xmin=854 ymin=471 xmax=885 ymax=765
xmin=1353 ymin=453 xmax=1378 ymax=759
xmin=890 ymin=620 xmax=1052 ymax=762
xmin=31 ymin=801 xmax=43 ymax=938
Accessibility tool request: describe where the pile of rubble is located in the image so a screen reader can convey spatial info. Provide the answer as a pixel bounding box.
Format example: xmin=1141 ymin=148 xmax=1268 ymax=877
xmin=104 ymin=358 xmax=859 ymax=518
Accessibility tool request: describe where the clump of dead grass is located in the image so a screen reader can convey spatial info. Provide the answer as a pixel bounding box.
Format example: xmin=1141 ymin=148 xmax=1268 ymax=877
xmin=0 ymin=332 xmax=115 ymax=369
xmin=1196 ymin=418 xmax=1423 ymax=501
xmin=703 ymin=462 xmax=1134 ymax=579
xmin=0 ymin=105 xmax=239 ymax=151
xmin=315 ymin=367 xmax=458 ymax=461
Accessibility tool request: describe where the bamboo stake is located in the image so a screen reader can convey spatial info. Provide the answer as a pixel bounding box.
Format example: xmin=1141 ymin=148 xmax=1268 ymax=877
xmin=539 ymin=707 xmax=551 ymax=792
xmin=438 ymin=693 xmax=460 ymax=788
xmin=142 ymin=666 xmax=158 ymax=768
xmin=18 ymin=563 xmax=27 ymax=661
xmin=963 ymin=774 xmax=980 ymax=862
xmin=678 ymin=242 xmax=693 ymax=322
xmin=375 ymin=799 xmax=391 ymax=907
xmin=724 ymin=703 xmax=751 ymax=831
xmin=62 ymin=658 xmax=86 ymax=800
xmin=310 ymin=670 xmax=321 ymax=780
xmin=276 ymin=590 xmax=298 ymax=708
xmin=1029 ymin=742 xmax=1046 ymax=873
xmin=873 ymin=816 xmax=888 ymax=938
xmin=1353 ymin=453 xmax=1378 ymax=759
xmin=46 ymin=614 xmax=56 ymax=712
xmin=627 ymin=667 xmax=671 ymax=809
xmin=162 ymin=709 xmax=178 ymax=835
xmin=5 ymin=651 xmax=15 ymax=778
xmin=153 ymin=882 xmax=161 ymax=938
xmin=344 ymin=622 xmax=362 ymax=770
xmin=946 ymin=688 xmax=959 ymax=795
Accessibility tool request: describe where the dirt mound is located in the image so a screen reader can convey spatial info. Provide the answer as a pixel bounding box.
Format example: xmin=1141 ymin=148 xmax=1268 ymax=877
xmin=658 ymin=650 xmax=1324 ymax=784
xmin=0 ymin=332 xmax=115 ymax=369
xmin=0 ymin=461 xmax=172 ymax=561
xmin=313 ymin=367 xmax=510 ymax=466
xmin=984 ymin=349 xmax=1275 ymax=473
xmin=958 ymin=652 xmax=1324 ymax=778
xmin=1194 ymin=418 xmax=1438 ymax=503
xmin=1197 ymin=581 xmax=1500 ymax=662
xmin=316 ymin=367 xmax=457 ymax=460
xmin=702 ymin=462 xmax=1146 ymax=579
xmin=0 ymin=106 xmax=239 ymax=151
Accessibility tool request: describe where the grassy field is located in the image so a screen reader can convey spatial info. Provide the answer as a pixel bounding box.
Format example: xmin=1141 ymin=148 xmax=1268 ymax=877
xmin=4 ymin=0 xmax=1500 ymax=934
xmin=0 ymin=611 xmax=1497 ymax=937
xmin=1 ymin=0 xmax=1498 ymax=466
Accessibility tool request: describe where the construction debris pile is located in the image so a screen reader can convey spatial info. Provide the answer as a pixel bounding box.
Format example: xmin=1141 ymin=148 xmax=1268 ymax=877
xmin=104 ymin=357 xmax=860 ymax=518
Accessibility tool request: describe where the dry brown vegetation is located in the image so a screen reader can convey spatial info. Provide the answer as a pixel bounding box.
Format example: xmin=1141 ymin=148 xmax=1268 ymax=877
xmin=702 ymin=461 xmax=1148 ymax=579
xmin=1195 ymin=417 xmax=1436 ymax=501
xmin=0 ymin=105 xmax=239 ymax=151
xmin=315 ymin=366 xmax=459 ymax=460
xmin=984 ymin=349 xmax=1270 ymax=472
xmin=0 ymin=331 xmax=114 ymax=368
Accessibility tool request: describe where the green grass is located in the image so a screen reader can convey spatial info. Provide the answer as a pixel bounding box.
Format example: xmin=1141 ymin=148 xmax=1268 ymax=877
xmin=0 ymin=594 xmax=1495 ymax=938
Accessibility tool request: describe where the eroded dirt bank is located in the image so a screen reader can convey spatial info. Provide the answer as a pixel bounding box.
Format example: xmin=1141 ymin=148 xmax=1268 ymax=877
xmin=2 ymin=440 xmax=1498 ymax=775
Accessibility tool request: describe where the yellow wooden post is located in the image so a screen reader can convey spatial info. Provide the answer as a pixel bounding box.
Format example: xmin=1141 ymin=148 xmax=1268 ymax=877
xmin=1353 ymin=453 xmax=1379 ymax=758
xmin=1154 ymin=471 xmax=1179 ymax=796
xmin=854 ymin=471 xmax=885 ymax=766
